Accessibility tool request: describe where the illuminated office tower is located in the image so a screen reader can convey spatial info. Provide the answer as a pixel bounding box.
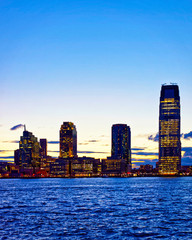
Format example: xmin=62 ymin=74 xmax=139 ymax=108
xmin=18 ymin=127 xmax=41 ymax=167
xmin=60 ymin=122 xmax=77 ymax=158
xmin=111 ymin=124 xmax=131 ymax=166
xmin=158 ymin=84 xmax=181 ymax=175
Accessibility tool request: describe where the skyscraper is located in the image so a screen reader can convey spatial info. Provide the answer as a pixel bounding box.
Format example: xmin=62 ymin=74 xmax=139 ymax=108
xmin=111 ymin=124 xmax=131 ymax=166
xmin=15 ymin=127 xmax=41 ymax=167
xmin=60 ymin=122 xmax=77 ymax=158
xmin=40 ymin=139 xmax=47 ymax=157
xmin=158 ymin=84 xmax=181 ymax=175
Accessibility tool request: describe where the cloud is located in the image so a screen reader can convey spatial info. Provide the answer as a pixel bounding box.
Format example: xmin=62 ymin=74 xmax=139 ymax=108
xmin=148 ymin=131 xmax=192 ymax=142
xmin=2 ymin=140 xmax=19 ymax=143
xmin=47 ymin=150 xmax=109 ymax=154
xmin=182 ymin=147 xmax=192 ymax=158
xmin=0 ymin=156 xmax=14 ymax=159
xmin=10 ymin=124 xmax=24 ymax=131
xmin=0 ymin=150 xmax=13 ymax=153
xmin=135 ymin=134 xmax=149 ymax=138
xmin=132 ymin=148 xmax=146 ymax=151
xmin=132 ymin=158 xmax=158 ymax=168
xmin=148 ymin=133 xmax=159 ymax=142
xmin=48 ymin=140 xmax=100 ymax=145
xmin=181 ymin=153 xmax=192 ymax=166
xmin=48 ymin=141 xmax=59 ymax=144
xmin=182 ymin=131 xmax=192 ymax=140
xmin=133 ymin=152 xmax=158 ymax=156
xmin=78 ymin=140 xmax=101 ymax=145
xmin=78 ymin=151 xmax=109 ymax=154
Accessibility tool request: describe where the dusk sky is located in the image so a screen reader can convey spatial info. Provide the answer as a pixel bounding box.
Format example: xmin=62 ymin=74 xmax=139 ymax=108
xmin=1 ymin=0 xmax=192 ymax=167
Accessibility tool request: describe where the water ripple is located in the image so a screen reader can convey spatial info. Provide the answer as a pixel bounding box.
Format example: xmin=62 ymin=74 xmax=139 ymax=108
xmin=1 ymin=177 xmax=192 ymax=239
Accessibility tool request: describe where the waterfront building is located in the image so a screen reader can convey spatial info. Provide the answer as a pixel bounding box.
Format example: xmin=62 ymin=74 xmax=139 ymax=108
xmin=71 ymin=157 xmax=101 ymax=177
xmin=140 ymin=164 xmax=153 ymax=173
xmin=158 ymin=84 xmax=181 ymax=175
xmin=111 ymin=124 xmax=131 ymax=169
xmin=60 ymin=122 xmax=77 ymax=158
xmin=15 ymin=127 xmax=41 ymax=168
xmin=40 ymin=139 xmax=47 ymax=157
xmin=102 ymin=157 xmax=126 ymax=177
xmin=50 ymin=158 xmax=70 ymax=177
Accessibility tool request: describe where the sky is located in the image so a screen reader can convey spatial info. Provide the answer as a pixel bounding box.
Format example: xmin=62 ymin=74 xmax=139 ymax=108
xmin=0 ymin=0 xmax=192 ymax=167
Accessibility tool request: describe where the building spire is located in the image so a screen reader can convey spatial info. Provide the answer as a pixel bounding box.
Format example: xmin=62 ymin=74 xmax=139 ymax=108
xmin=24 ymin=125 xmax=26 ymax=131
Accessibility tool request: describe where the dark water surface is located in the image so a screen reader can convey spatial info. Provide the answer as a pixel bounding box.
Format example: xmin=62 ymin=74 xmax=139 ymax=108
xmin=1 ymin=177 xmax=192 ymax=239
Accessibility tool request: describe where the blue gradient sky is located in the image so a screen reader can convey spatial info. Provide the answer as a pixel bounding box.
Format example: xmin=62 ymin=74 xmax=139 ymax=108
xmin=1 ymin=0 xmax=192 ymax=167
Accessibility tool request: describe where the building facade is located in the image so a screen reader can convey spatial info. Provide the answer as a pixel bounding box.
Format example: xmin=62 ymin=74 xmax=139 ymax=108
xmin=40 ymin=139 xmax=47 ymax=157
xmin=111 ymin=124 xmax=131 ymax=167
xmin=158 ymin=84 xmax=181 ymax=175
xmin=102 ymin=157 xmax=126 ymax=177
xmin=60 ymin=122 xmax=77 ymax=158
xmin=15 ymin=128 xmax=41 ymax=168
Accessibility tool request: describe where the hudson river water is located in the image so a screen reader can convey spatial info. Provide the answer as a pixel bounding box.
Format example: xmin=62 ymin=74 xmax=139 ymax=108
xmin=1 ymin=177 xmax=192 ymax=239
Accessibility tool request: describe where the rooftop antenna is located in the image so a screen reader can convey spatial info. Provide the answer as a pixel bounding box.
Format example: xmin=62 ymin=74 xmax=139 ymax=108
xmin=24 ymin=125 xmax=26 ymax=131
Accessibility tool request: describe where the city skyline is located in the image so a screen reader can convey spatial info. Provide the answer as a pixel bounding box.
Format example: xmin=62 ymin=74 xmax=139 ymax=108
xmin=0 ymin=0 xmax=192 ymax=168
xmin=1 ymin=82 xmax=192 ymax=168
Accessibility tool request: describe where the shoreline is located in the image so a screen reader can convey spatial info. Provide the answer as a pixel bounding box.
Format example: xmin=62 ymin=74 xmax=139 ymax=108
xmin=0 ymin=175 xmax=191 ymax=179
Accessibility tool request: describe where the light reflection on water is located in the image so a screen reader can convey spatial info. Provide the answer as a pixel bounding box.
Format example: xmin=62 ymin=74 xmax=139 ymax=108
xmin=1 ymin=177 xmax=192 ymax=239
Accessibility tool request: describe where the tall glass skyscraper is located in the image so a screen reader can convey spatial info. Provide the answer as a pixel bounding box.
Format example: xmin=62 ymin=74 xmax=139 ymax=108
xmin=158 ymin=84 xmax=181 ymax=175
xmin=111 ymin=124 xmax=131 ymax=166
xmin=60 ymin=122 xmax=77 ymax=158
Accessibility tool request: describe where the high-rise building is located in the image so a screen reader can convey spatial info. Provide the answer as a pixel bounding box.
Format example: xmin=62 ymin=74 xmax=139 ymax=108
xmin=158 ymin=84 xmax=181 ymax=175
xmin=40 ymin=139 xmax=47 ymax=157
xmin=14 ymin=149 xmax=20 ymax=166
xmin=60 ymin=122 xmax=77 ymax=158
xmin=111 ymin=124 xmax=131 ymax=167
xmin=16 ymin=127 xmax=41 ymax=167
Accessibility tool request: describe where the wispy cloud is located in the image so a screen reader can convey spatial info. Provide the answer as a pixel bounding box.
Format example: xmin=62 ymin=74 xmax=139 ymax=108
xmin=181 ymin=131 xmax=192 ymax=140
xmin=48 ymin=150 xmax=59 ymax=153
xmin=132 ymin=148 xmax=146 ymax=151
xmin=78 ymin=139 xmax=101 ymax=145
xmin=10 ymin=124 xmax=24 ymax=131
xmin=78 ymin=151 xmax=109 ymax=154
xmin=48 ymin=141 xmax=59 ymax=144
xmin=87 ymin=140 xmax=100 ymax=143
xmin=132 ymin=158 xmax=158 ymax=168
xmin=0 ymin=150 xmax=13 ymax=153
xmin=182 ymin=147 xmax=192 ymax=158
xmin=133 ymin=152 xmax=158 ymax=156
xmin=0 ymin=156 xmax=14 ymax=159
xmin=2 ymin=140 xmax=19 ymax=143
xmin=47 ymin=140 xmax=101 ymax=145
xmin=47 ymin=150 xmax=109 ymax=154
xmin=148 ymin=131 xmax=192 ymax=142
xmin=148 ymin=133 xmax=159 ymax=142
xmin=100 ymin=135 xmax=108 ymax=138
